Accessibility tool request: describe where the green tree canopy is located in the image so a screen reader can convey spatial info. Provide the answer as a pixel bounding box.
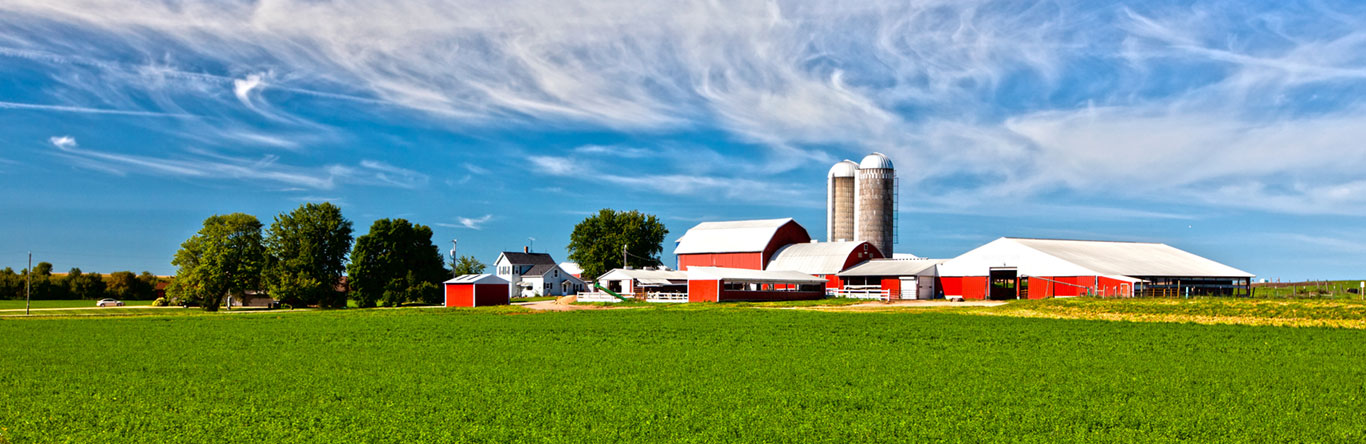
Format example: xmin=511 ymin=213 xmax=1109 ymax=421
xmin=168 ymin=213 xmax=266 ymax=311
xmin=107 ymin=271 xmax=157 ymax=300
xmin=66 ymin=268 xmax=107 ymax=300
xmin=450 ymin=255 xmax=487 ymax=275
xmin=346 ymin=219 xmax=447 ymax=307
xmin=264 ymin=202 xmax=354 ymax=308
xmin=567 ymin=209 xmax=668 ymax=281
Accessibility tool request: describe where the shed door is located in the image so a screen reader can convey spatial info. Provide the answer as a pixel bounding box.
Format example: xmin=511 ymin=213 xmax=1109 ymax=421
xmin=900 ymin=277 xmax=917 ymax=300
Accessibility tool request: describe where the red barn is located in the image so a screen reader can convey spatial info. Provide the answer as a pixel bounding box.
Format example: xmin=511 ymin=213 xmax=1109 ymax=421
xmin=938 ymin=238 xmax=1253 ymax=300
xmin=443 ymin=274 xmax=510 ymax=307
xmin=674 ymin=218 xmax=811 ymax=271
xmin=765 ymin=241 xmax=883 ymax=289
xmin=686 ymin=266 xmax=827 ymax=302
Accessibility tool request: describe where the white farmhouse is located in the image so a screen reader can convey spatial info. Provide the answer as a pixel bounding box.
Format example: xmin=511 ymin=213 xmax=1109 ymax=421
xmin=493 ymin=248 xmax=586 ymax=298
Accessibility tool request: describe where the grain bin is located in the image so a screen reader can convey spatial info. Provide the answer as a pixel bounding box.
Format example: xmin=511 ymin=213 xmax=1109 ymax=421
xmin=826 ymin=160 xmax=858 ymax=242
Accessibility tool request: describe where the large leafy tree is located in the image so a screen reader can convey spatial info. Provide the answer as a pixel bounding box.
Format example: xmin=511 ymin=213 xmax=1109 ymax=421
xmin=347 ymin=219 xmax=447 ymax=307
xmin=168 ymin=213 xmax=266 ymax=311
xmin=567 ymin=209 xmax=668 ymax=281
xmin=450 ymin=255 xmax=486 ymax=275
xmin=264 ymin=202 xmax=353 ymax=308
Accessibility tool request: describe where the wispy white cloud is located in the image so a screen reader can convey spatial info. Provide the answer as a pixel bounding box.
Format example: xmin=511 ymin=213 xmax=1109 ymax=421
xmin=435 ymin=214 xmax=494 ymax=230
xmin=1 ymin=100 xmax=194 ymax=118
xmin=357 ymin=160 xmax=429 ymax=189
xmin=47 ymin=135 xmax=428 ymax=190
xmin=4 ymin=1 xmax=1366 ymax=215
xmin=49 ymin=135 xmax=76 ymax=149
xmin=530 ymin=153 xmax=811 ymax=205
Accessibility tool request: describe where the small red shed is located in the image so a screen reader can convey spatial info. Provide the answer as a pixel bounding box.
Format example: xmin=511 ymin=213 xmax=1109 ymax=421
xmin=443 ymin=274 xmax=510 ymax=307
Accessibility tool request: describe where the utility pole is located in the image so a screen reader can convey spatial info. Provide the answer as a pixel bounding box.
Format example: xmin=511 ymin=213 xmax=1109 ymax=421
xmin=622 ymin=243 xmax=628 ymax=270
xmin=26 ymin=251 xmax=32 ymax=315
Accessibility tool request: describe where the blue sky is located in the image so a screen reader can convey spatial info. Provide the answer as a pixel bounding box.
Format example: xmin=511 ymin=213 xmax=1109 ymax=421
xmin=1 ymin=0 xmax=1364 ymax=281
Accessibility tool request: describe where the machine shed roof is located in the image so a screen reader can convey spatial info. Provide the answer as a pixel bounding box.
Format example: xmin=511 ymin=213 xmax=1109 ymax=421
xmin=938 ymin=238 xmax=1252 ymax=278
xmin=1010 ymin=238 xmax=1252 ymax=278
xmin=838 ymin=259 xmax=944 ymax=277
xmin=767 ymin=241 xmax=876 ymax=275
xmin=687 ymin=266 xmax=828 ymax=285
xmin=674 ymin=218 xmax=800 ymax=254
xmin=444 ymin=274 xmax=509 ymax=285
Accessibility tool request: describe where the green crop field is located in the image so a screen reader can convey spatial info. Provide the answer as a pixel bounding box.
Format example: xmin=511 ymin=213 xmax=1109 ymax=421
xmin=1 ymin=304 xmax=1364 ymax=443
xmin=0 ymin=299 xmax=154 ymax=310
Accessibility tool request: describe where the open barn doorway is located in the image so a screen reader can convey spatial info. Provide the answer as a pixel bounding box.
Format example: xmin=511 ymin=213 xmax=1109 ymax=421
xmin=989 ymin=268 xmax=1018 ymax=300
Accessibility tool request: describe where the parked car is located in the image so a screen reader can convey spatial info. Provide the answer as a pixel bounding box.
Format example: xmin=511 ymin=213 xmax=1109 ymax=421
xmin=96 ymin=298 xmax=125 ymax=307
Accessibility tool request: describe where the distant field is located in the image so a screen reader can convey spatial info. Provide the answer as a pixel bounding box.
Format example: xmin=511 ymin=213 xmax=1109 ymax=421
xmin=1 ymin=303 xmax=1363 ymax=442
xmin=970 ymin=297 xmax=1366 ymax=328
xmin=1252 ymin=280 xmax=1366 ymax=299
xmin=0 ymin=299 xmax=154 ymax=310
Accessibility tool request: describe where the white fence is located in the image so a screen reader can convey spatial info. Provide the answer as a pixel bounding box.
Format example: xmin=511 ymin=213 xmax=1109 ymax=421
xmin=826 ymin=287 xmax=891 ymax=301
xmin=645 ymin=292 xmax=688 ymax=303
xmin=576 ymin=292 xmax=622 ymax=303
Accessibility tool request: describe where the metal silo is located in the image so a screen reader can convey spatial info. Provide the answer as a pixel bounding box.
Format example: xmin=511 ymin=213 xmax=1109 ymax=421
xmin=826 ymin=160 xmax=858 ymax=242
xmin=855 ymin=152 xmax=895 ymax=256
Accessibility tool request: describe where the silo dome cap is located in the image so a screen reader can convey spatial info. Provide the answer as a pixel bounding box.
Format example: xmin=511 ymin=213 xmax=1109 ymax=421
xmin=859 ymin=152 xmax=894 ymax=169
xmin=827 ymin=160 xmax=858 ymax=177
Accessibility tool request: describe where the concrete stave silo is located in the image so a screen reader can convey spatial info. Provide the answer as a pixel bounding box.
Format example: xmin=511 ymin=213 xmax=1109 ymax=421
xmin=826 ymin=160 xmax=858 ymax=242
xmin=854 ymin=153 xmax=895 ymax=257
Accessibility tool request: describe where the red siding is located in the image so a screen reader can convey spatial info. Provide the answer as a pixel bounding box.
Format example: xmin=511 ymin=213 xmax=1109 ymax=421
xmin=881 ymin=277 xmax=902 ymax=299
xmin=822 ymin=274 xmax=842 ymax=289
xmin=718 ymin=288 xmax=823 ymax=302
xmin=940 ymin=275 xmax=1135 ymax=299
xmin=688 ymin=280 xmax=720 ymax=303
xmin=759 ymin=221 xmax=813 ymax=267
xmin=445 ymin=283 xmax=509 ymax=307
xmin=842 ymin=242 xmax=884 ymax=269
xmin=687 ymin=279 xmax=823 ymax=302
xmin=1025 ymin=276 xmax=1101 ymax=298
xmin=940 ymin=276 xmax=988 ymax=300
xmin=679 ymin=252 xmax=764 ymax=270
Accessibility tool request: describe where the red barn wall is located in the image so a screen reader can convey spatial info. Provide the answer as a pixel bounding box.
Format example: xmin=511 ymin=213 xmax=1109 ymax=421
xmin=880 ymin=277 xmax=902 ymax=299
xmin=940 ymin=276 xmax=988 ymax=300
xmin=446 ymin=283 xmax=509 ymax=307
xmin=759 ymin=222 xmax=813 ymax=267
xmin=679 ymin=253 xmax=764 ymax=271
xmin=445 ymin=284 xmax=472 ymax=307
xmin=474 ymin=284 xmax=509 ymax=306
xmin=688 ymin=280 xmax=720 ymax=303
xmin=717 ymin=288 xmax=823 ymax=302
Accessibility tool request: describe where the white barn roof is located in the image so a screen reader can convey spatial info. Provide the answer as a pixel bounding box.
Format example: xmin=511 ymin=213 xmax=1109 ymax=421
xmin=443 ymin=274 xmax=509 ymax=285
xmin=838 ymin=259 xmax=944 ymax=277
xmin=673 ymin=218 xmax=796 ymax=254
xmin=939 ymin=238 xmax=1252 ymax=278
xmin=767 ymin=241 xmax=874 ymax=275
xmin=687 ymin=266 xmax=828 ymax=285
xmin=597 ymin=268 xmax=690 ymax=284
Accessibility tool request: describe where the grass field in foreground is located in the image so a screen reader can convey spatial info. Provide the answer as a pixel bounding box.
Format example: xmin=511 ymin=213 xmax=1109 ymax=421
xmin=0 ymin=299 xmax=155 ymax=310
xmin=2 ymin=306 xmax=1364 ymax=442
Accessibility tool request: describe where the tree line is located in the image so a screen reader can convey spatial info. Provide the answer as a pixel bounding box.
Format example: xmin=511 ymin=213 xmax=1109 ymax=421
xmin=0 ymin=264 xmax=163 ymax=300
xmin=168 ymin=202 xmax=479 ymax=311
